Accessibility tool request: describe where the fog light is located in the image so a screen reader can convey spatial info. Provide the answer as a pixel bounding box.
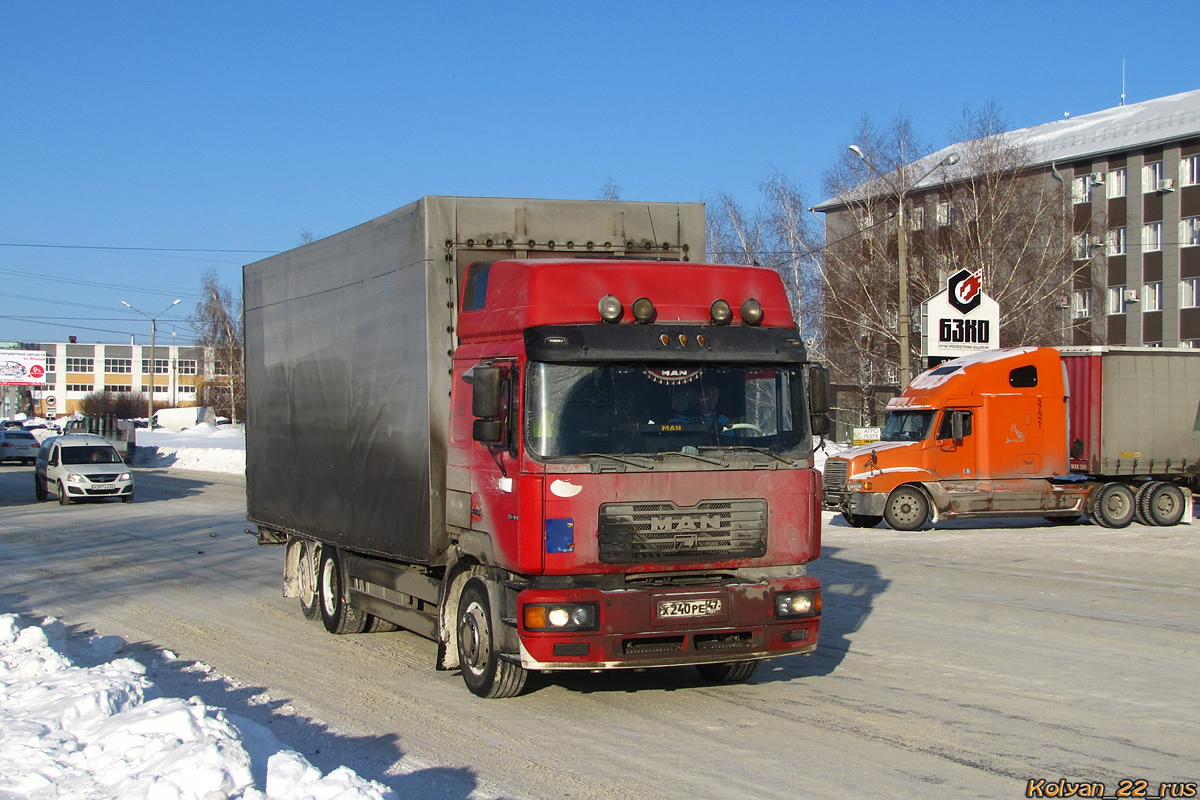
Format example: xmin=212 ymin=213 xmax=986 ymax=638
xmin=598 ymin=295 xmax=623 ymax=323
xmin=710 ymin=299 xmax=732 ymax=325
xmin=631 ymin=297 xmax=656 ymax=324
xmin=774 ymin=590 xmax=820 ymax=619
xmin=740 ymin=298 xmax=764 ymax=326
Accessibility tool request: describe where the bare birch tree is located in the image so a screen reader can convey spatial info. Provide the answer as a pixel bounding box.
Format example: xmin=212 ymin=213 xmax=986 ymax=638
xmin=188 ymin=270 xmax=244 ymax=423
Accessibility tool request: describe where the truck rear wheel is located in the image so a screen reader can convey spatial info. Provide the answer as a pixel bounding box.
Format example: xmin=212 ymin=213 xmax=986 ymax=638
xmin=1141 ymin=482 xmax=1186 ymax=526
xmin=883 ymin=486 xmax=929 ymax=531
xmin=298 ymin=540 xmax=320 ymax=620
xmin=1090 ymin=482 xmax=1135 ymax=528
xmin=318 ymin=547 xmax=369 ymax=634
xmin=843 ymin=513 xmax=882 ymax=528
xmin=696 ymin=660 xmax=761 ymax=684
xmin=457 ymin=578 xmax=527 ymax=698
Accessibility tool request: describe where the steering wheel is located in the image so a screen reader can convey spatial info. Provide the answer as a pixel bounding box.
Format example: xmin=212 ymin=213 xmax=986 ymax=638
xmin=723 ymin=423 xmax=763 ymax=436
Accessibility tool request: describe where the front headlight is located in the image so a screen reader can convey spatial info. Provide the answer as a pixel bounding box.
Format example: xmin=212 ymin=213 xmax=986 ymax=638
xmin=523 ymin=603 xmax=599 ymax=632
xmin=774 ymin=590 xmax=821 ymax=619
xmin=66 ymin=473 xmax=85 ymax=483
xmin=118 ymin=473 xmax=132 ymax=481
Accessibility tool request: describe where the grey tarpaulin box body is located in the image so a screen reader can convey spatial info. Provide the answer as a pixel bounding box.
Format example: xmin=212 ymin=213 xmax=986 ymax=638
xmin=243 ymin=196 xmax=706 ymax=564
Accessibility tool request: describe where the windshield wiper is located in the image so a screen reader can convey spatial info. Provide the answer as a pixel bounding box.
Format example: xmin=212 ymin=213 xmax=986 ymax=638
xmin=578 ymin=453 xmax=654 ymax=469
xmin=661 ymin=449 xmax=726 ymax=466
xmin=699 ymin=445 xmax=797 ymax=466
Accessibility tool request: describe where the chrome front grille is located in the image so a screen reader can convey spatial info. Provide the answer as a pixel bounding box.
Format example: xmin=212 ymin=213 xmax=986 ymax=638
xmin=598 ymin=499 xmax=768 ymax=563
xmin=822 ymin=459 xmax=849 ymax=491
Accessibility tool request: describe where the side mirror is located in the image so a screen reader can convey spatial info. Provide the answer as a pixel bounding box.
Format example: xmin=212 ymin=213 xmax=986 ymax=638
xmin=807 ymin=364 xmax=830 ymax=415
xmin=810 ymin=413 xmax=831 ymax=437
xmin=472 ymin=418 xmax=504 ymax=444
xmin=471 ymin=367 xmax=502 ymax=418
xmin=951 ymin=411 xmax=964 ymax=447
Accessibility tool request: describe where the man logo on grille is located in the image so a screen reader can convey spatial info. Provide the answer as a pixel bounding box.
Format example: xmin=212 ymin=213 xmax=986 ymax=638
xmin=649 ymin=515 xmax=721 ymax=532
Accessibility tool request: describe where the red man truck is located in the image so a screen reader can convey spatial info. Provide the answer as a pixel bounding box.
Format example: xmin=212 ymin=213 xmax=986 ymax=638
xmin=823 ymin=346 xmax=1199 ymax=531
xmin=245 ymin=196 xmax=829 ymax=697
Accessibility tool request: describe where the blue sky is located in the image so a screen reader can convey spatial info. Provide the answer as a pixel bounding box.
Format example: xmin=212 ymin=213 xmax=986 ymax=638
xmin=1 ymin=1 xmax=1194 ymax=344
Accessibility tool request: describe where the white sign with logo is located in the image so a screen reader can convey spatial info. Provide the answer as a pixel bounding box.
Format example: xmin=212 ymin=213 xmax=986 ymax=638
xmin=0 ymin=350 xmax=48 ymax=386
xmin=921 ymin=270 xmax=1000 ymax=358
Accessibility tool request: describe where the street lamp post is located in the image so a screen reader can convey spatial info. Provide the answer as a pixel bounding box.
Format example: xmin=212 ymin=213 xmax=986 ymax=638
xmin=122 ymin=299 xmax=181 ymax=425
xmin=849 ymin=146 xmax=960 ymax=387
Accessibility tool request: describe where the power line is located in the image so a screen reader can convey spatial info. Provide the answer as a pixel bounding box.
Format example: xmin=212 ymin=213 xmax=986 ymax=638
xmin=0 ymin=268 xmax=202 ymax=299
xmin=0 ymin=240 xmax=276 ymax=255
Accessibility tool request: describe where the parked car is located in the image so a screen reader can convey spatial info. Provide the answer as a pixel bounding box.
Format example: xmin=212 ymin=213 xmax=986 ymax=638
xmin=0 ymin=429 xmax=39 ymax=464
xmin=34 ymin=434 xmax=133 ymax=505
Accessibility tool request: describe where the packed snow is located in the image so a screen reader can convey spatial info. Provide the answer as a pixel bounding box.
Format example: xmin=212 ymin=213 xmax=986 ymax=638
xmin=0 ymin=614 xmax=394 ymax=800
xmin=133 ymin=423 xmax=245 ymax=474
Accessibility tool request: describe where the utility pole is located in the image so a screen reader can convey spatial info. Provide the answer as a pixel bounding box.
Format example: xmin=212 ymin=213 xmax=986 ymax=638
xmin=121 ymin=299 xmax=181 ymax=425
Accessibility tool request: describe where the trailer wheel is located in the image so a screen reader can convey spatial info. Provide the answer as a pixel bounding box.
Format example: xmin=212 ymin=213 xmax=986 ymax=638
xmin=457 ymin=578 xmax=527 ymax=698
xmin=696 ymin=660 xmax=761 ymax=684
xmin=883 ymin=486 xmax=929 ymax=531
xmin=843 ymin=513 xmax=882 ymax=528
xmin=1142 ymin=482 xmax=1185 ymax=526
xmin=1133 ymin=482 xmax=1158 ymax=525
xmin=318 ymin=547 xmax=369 ymax=634
xmin=298 ymin=540 xmax=320 ymax=620
xmin=1090 ymin=482 xmax=1135 ymax=528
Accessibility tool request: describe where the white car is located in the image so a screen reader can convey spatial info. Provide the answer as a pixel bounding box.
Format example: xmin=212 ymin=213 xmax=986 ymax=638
xmin=0 ymin=429 xmax=39 ymax=464
xmin=34 ymin=434 xmax=134 ymax=505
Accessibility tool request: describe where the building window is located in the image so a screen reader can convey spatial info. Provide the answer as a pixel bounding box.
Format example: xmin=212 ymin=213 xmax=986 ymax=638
xmin=141 ymin=358 xmax=169 ymax=374
xmin=1144 ymin=221 xmax=1163 ymax=252
xmin=1181 ymin=278 xmax=1200 ymax=308
xmin=1143 ymin=281 xmax=1163 ymax=311
xmin=65 ymin=357 xmax=94 ymax=373
xmin=936 ymin=201 xmax=951 ymax=227
xmin=104 ymin=358 xmax=132 ymax=374
xmin=1108 ymin=285 xmax=1129 ymax=314
xmin=1107 ymin=167 xmax=1127 ymax=198
xmin=1182 ymin=339 xmax=1200 ymax=349
xmin=1107 ymin=226 xmax=1127 ymax=256
xmin=178 ymin=385 xmax=197 ymax=395
xmin=1072 ymin=175 xmax=1092 ymax=204
xmin=1143 ymin=160 xmax=1164 ymax=192
xmin=1146 ymin=341 xmax=1163 ymax=348
xmin=1071 ymin=289 xmax=1091 ymax=319
xmin=177 ymin=359 xmax=197 ymax=375
xmin=1182 ymin=216 xmax=1200 ymax=248
xmin=1072 ymin=232 xmax=1092 ymax=260
xmin=140 ymin=384 xmax=169 ymax=394
xmin=104 ymin=384 xmax=132 ymax=393
xmin=1183 ymin=155 xmax=1199 ymax=187
xmin=65 ymin=384 xmax=91 ymax=392
xmin=907 ymin=205 xmax=924 ymax=231
xmin=45 ymin=356 xmax=56 ymax=372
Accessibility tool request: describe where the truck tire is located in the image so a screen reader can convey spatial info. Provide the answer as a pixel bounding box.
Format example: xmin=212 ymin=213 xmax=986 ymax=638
xmin=34 ymin=474 xmax=46 ymax=501
xmin=883 ymin=486 xmax=929 ymax=531
xmin=1133 ymin=482 xmax=1158 ymax=525
xmin=318 ymin=547 xmax=369 ymax=634
xmin=696 ymin=660 xmax=761 ymax=684
xmin=57 ymin=481 xmax=71 ymax=506
xmin=457 ymin=578 xmax=528 ymax=698
xmin=1090 ymin=482 xmax=1135 ymax=528
xmin=1142 ymin=482 xmax=1186 ymax=526
xmin=1044 ymin=515 xmax=1082 ymax=525
xmin=298 ymin=540 xmax=320 ymax=620
xmin=843 ymin=513 xmax=882 ymax=528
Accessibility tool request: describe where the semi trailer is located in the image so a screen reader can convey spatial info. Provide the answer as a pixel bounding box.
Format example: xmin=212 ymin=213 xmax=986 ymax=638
xmin=244 ymin=196 xmax=829 ymax=697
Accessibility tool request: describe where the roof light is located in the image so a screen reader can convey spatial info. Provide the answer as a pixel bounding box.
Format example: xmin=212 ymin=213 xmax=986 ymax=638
xmin=740 ymin=298 xmax=764 ymax=326
xmin=710 ymin=299 xmax=732 ymax=325
xmin=631 ymin=297 xmax=656 ymax=324
xmin=598 ymin=295 xmax=623 ymax=323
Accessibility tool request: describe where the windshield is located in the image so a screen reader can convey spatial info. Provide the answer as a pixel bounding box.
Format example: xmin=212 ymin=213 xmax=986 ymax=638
xmin=62 ymin=446 xmax=123 ymax=465
xmin=880 ymin=410 xmax=936 ymax=442
xmin=524 ymin=363 xmax=809 ymax=459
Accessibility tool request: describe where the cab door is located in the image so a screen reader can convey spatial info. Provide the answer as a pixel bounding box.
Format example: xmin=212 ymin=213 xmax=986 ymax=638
xmin=931 ymin=409 xmax=987 ymax=513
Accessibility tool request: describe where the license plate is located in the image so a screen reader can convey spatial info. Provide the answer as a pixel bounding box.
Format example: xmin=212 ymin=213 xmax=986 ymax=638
xmin=657 ymin=598 xmax=722 ymax=619
xmin=91 ymin=484 xmax=114 ymax=490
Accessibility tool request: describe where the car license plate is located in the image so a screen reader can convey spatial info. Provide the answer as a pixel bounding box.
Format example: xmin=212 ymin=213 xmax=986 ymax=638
xmin=657 ymin=598 xmax=722 ymax=619
xmin=91 ymin=484 xmax=114 ymax=490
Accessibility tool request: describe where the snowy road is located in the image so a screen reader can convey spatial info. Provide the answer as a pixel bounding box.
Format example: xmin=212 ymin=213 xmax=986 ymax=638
xmin=1 ymin=465 xmax=1198 ymax=799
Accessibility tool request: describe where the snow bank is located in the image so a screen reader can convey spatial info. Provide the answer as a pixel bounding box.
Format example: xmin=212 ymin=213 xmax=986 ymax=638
xmin=0 ymin=613 xmax=394 ymax=800
xmin=133 ymin=422 xmax=245 ymax=475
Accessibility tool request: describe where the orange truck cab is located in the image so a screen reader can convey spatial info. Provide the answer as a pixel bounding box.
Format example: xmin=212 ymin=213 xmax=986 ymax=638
xmin=822 ymin=346 xmax=1197 ymax=530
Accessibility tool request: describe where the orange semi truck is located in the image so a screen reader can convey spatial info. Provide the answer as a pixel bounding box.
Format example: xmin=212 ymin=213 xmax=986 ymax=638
xmin=822 ymin=346 xmax=1199 ymax=530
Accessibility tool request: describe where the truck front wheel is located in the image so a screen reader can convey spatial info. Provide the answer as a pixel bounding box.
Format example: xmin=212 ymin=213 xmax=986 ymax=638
xmin=883 ymin=487 xmax=929 ymax=531
xmin=1090 ymin=483 xmax=1135 ymax=528
xmin=318 ymin=547 xmax=369 ymax=634
xmin=696 ymin=660 xmax=761 ymax=684
xmin=843 ymin=512 xmax=882 ymax=528
xmin=457 ymin=578 xmax=528 ymax=698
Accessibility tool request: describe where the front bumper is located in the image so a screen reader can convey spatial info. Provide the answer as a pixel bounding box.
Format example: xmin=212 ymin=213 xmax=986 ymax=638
xmin=514 ymin=577 xmax=821 ymax=670
xmin=823 ymin=489 xmax=887 ymax=517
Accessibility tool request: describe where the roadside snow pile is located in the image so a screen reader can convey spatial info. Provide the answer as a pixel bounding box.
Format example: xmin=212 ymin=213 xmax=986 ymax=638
xmin=0 ymin=613 xmax=394 ymax=800
xmin=813 ymin=437 xmax=848 ymax=473
xmin=133 ymin=423 xmax=245 ymax=475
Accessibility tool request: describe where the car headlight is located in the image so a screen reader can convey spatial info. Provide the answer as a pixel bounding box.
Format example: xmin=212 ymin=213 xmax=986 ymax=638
xmin=774 ymin=590 xmax=821 ymax=619
xmin=523 ymin=603 xmax=599 ymax=632
xmin=66 ymin=473 xmax=85 ymax=483
xmin=118 ymin=473 xmax=132 ymax=481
